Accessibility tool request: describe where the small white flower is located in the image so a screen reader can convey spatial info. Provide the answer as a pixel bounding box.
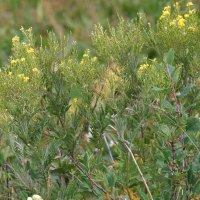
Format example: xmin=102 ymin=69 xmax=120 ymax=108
xmin=32 ymin=194 xmax=43 ymax=200
xmin=27 ymin=197 xmax=33 ymax=200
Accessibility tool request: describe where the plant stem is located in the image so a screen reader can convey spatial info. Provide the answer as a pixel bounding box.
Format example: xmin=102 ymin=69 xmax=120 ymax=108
xmin=109 ymin=124 xmax=154 ymax=200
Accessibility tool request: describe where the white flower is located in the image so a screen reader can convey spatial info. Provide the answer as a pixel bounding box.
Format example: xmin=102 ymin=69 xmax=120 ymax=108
xmin=27 ymin=198 xmax=33 ymax=200
xmin=32 ymin=194 xmax=43 ymax=200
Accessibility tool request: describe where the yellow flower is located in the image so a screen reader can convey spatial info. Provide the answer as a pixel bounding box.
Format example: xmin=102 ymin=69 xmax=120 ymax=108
xmin=139 ymin=66 xmax=144 ymax=71
xmin=173 ymin=2 xmax=179 ymax=7
xmin=153 ymin=58 xmax=157 ymax=61
xmin=186 ymin=2 xmax=193 ymax=6
xmin=188 ymin=27 xmax=195 ymax=31
xmin=23 ymin=77 xmax=29 ymax=82
xmin=74 ymin=98 xmax=78 ymax=103
xmin=20 ymin=26 xmax=24 ymax=32
xmin=184 ymin=14 xmax=189 ymax=19
xmin=162 ymin=11 xmax=170 ymax=16
xmin=11 ymin=60 xmax=17 ymax=64
xmin=32 ymin=68 xmax=39 ymax=73
xmin=80 ymin=60 xmax=83 ymax=64
xmin=27 ymin=48 xmax=34 ymax=53
xmin=83 ymin=54 xmax=88 ymax=58
xmin=159 ymin=15 xmax=165 ymax=20
xmin=16 ymin=59 xmax=19 ymax=62
xmin=18 ymin=74 xmax=24 ymax=78
xmin=148 ymin=22 xmax=151 ymax=27
xmin=164 ymin=6 xmax=171 ymax=11
xmin=87 ymin=49 xmax=90 ymax=53
xmin=189 ymin=9 xmax=196 ymax=15
xmin=177 ymin=15 xmax=183 ymax=20
xmin=178 ymin=20 xmax=185 ymax=28
xmin=12 ymin=36 xmax=19 ymax=43
xmin=9 ymin=72 xmax=12 ymax=76
xmin=170 ymin=22 xmax=176 ymax=26
xmin=21 ymin=58 xmax=25 ymax=62
xmin=92 ymin=57 xmax=97 ymax=62
xmin=27 ymin=27 xmax=32 ymax=32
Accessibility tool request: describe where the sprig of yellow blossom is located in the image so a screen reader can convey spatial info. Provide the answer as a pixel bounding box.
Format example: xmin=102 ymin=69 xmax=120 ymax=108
xmin=27 ymin=48 xmax=34 ymax=53
xmin=12 ymin=36 xmax=19 ymax=43
xmin=80 ymin=60 xmax=83 ymax=65
xmin=23 ymin=77 xmax=29 ymax=82
xmin=83 ymin=54 xmax=88 ymax=58
xmin=186 ymin=2 xmax=193 ymax=7
xmin=32 ymin=68 xmax=39 ymax=73
xmin=74 ymin=98 xmax=78 ymax=103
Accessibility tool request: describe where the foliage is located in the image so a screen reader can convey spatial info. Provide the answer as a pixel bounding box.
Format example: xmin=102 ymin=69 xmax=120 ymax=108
xmin=1 ymin=1 xmax=200 ymax=200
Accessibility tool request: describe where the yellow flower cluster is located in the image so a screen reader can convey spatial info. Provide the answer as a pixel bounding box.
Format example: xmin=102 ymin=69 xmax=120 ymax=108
xmin=139 ymin=64 xmax=151 ymax=73
xmin=32 ymin=68 xmax=39 ymax=73
xmin=83 ymin=54 xmax=88 ymax=58
xmin=12 ymin=36 xmax=19 ymax=43
xmin=17 ymin=74 xmax=29 ymax=82
xmin=10 ymin=58 xmax=25 ymax=64
xmin=159 ymin=6 xmax=171 ymax=20
xmin=80 ymin=60 xmax=84 ymax=65
xmin=189 ymin=9 xmax=196 ymax=15
xmin=92 ymin=57 xmax=97 ymax=62
xmin=188 ymin=26 xmax=195 ymax=31
xmin=74 ymin=98 xmax=78 ymax=103
xmin=186 ymin=2 xmax=193 ymax=7
xmin=177 ymin=16 xmax=186 ymax=28
xmin=27 ymin=48 xmax=34 ymax=53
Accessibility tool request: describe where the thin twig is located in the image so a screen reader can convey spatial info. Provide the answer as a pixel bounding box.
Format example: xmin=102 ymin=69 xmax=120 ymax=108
xmin=109 ymin=124 xmax=154 ymax=200
xmin=103 ymin=133 xmax=114 ymax=161
xmin=71 ymin=156 xmax=114 ymax=200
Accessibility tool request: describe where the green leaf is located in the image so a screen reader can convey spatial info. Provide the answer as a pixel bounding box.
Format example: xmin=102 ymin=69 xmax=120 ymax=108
xmin=139 ymin=191 xmax=148 ymax=200
xmin=150 ymin=60 xmax=165 ymax=71
xmin=166 ymin=48 xmax=174 ymax=64
xmin=172 ymin=67 xmax=180 ymax=83
xmin=180 ymin=82 xmax=195 ymax=98
xmin=174 ymin=128 xmax=183 ymax=138
xmin=153 ymin=155 xmax=165 ymax=162
xmin=161 ymin=125 xmax=171 ymax=137
xmin=176 ymin=151 xmax=187 ymax=161
xmin=0 ymin=152 xmax=4 ymax=164
xmin=122 ymin=194 xmax=129 ymax=200
xmin=83 ymin=152 xmax=89 ymax=167
xmin=186 ymin=117 xmax=200 ymax=134
xmin=161 ymin=166 xmax=171 ymax=173
xmin=162 ymin=99 xmax=174 ymax=110
xmin=167 ymin=64 xmax=174 ymax=76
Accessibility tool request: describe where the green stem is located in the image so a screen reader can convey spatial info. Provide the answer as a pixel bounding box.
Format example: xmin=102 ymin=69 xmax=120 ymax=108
xmin=126 ymin=152 xmax=132 ymax=200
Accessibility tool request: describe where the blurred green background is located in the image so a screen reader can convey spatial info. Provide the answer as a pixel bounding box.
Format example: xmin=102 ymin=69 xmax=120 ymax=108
xmin=0 ymin=0 xmax=199 ymax=68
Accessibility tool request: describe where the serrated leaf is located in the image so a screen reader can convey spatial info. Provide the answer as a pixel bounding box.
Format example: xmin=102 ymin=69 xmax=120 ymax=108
xmin=186 ymin=117 xmax=200 ymax=134
xmin=180 ymin=82 xmax=195 ymax=98
xmin=166 ymin=48 xmax=174 ymax=64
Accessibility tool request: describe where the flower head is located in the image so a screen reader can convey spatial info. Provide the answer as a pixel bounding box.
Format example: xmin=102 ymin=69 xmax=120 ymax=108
xmin=83 ymin=54 xmax=88 ymax=58
xmin=170 ymin=22 xmax=176 ymax=26
xmin=11 ymin=60 xmax=17 ymax=65
xmin=32 ymin=194 xmax=43 ymax=200
xmin=32 ymin=68 xmax=39 ymax=73
xmin=188 ymin=26 xmax=195 ymax=31
xmin=162 ymin=11 xmax=170 ymax=16
xmin=21 ymin=58 xmax=25 ymax=62
xmin=20 ymin=26 xmax=24 ymax=32
xmin=92 ymin=57 xmax=97 ymax=62
xmin=74 ymin=98 xmax=78 ymax=103
xmin=184 ymin=14 xmax=189 ymax=19
xmin=80 ymin=60 xmax=83 ymax=65
xmin=27 ymin=48 xmax=34 ymax=53
xmin=12 ymin=36 xmax=19 ymax=43
xmin=18 ymin=74 xmax=24 ymax=78
xmin=186 ymin=2 xmax=193 ymax=7
xmin=9 ymin=72 xmax=12 ymax=76
xmin=27 ymin=27 xmax=32 ymax=32
xmin=23 ymin=77 xmax=29 ymax=82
